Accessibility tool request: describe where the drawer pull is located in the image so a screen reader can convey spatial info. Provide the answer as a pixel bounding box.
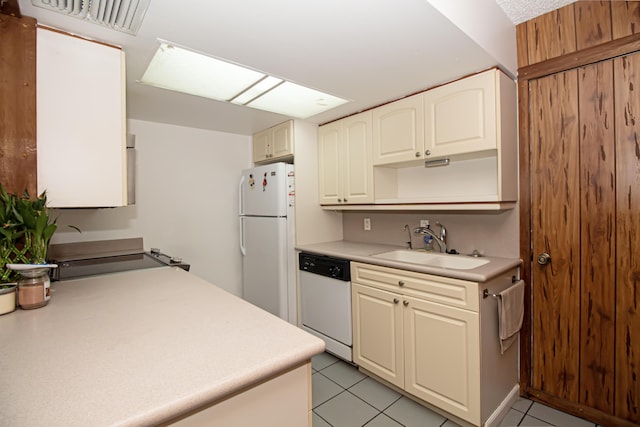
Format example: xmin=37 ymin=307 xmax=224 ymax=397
xmin=403 ymin=300 xmax=409 ymax=306
xmin=393 ymin=298 xmax=399 ymax=304
xmin=398 ymin=281 xmax=405 ymax=286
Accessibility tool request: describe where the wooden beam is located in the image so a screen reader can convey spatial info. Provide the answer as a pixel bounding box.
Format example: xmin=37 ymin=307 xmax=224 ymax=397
xmin=0 ymin=0 xmax=21 ymax=18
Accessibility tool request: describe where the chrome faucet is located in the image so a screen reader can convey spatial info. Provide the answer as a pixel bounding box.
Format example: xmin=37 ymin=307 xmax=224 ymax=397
xmin=414 ymin=222 xmax=447 ymax=253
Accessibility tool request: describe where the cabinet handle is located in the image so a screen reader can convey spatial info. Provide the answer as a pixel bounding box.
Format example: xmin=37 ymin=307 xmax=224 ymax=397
xmin=403 ymin=300 xmax=409 ymax=306
xmin=393 ymin=298 xmax=399 ymax=304
xmin=425 ymin=150 xmax=431 ymax=156
xmin=415 ymin=152 xmax=420 ymax=157
xmin=338 ymin=198 xmax=342 ymax=203
xmin=398 ymin=280 xmax=405 ymax=286
xmin=344 ymin=198 xmax=348 ymax=203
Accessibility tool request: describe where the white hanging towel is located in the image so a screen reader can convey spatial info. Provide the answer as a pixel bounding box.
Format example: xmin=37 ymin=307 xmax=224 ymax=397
xmin=498 ymin=280 xmax=525 ymax=354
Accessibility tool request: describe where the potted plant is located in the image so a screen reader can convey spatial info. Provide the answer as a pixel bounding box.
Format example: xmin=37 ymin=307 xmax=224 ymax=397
xmin=0 ymin=184 xmax=60 ymax=312
xmin=0 ymin=185 xmax=22 ymax=314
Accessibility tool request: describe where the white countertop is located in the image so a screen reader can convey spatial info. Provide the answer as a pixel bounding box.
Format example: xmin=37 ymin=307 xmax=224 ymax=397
xmin=0 ymin=267 xmax=324 ymax=426
xmin=296 ymin=240 xmax=521 ymax=282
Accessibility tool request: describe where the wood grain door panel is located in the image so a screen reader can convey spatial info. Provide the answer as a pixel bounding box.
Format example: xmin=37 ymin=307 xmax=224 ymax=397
xmin=528 ymin=51 xmax=640 ymax=424
xmin=614 ymin=53 xmax=640 ymax=422
xmin=578 ymin=61 xmax=616 ymax=413
xmin=530 ymin=70 xmax=581 ymax=402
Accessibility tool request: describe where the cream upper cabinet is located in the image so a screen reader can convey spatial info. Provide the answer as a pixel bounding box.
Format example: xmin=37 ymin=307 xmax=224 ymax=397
xmin=318 ymin=111 xmax=374 ymax=205
xmin=423 ymin=69 xmax=498 ymax=159
xmin=318 ymin=122 xmax=342 ymax=204
xmin=372 ymin=94 xmax=424 ymax=165
xmin=36 ymin=27 xmax=127 ymax=207
xmin=253 ymin=121 xmax=294 ymax=164
xmin=351 ymin=261 xmax=518 ymax=426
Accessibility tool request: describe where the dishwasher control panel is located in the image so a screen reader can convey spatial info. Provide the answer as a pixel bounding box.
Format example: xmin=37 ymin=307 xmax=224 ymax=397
xmin=299 ymin=253 xmax=351 ymax=281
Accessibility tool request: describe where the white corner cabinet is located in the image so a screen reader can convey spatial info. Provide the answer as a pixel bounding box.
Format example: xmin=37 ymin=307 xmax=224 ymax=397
xmin=253 ymin=120 xmax=294 ymax=164
xmin=351 ymin=262 xmax=518 ymax=426
xmin=36 ymin=27 xmax=127 ymax=207
xmin=318 ymin=111 xmax=374 ymax=205
xmin=319 ymin=68 xmax=517 ymax=211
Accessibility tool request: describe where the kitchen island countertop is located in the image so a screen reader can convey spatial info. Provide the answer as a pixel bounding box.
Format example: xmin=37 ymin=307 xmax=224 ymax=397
xmin=0 ymin=267 xmax=324 ymax=426
xmin=296 ymin=240 xmax=521 ymax=282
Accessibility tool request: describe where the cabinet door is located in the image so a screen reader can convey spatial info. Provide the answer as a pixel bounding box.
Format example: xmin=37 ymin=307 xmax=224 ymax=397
xmin=424 ymin=70 xmax=497 ymax=159
xmin=318 ymin=123 xmax=342 ymax=204
xmin=271 ymin=121 xmax=294 ymax=159
xmin=342 ymin=112 xmax=374 ymax=204
xmin=403 ymin=296 xmax=480 ymax=425
xmin=37 ymin=28 xmax=126 ymax=207
xmin=372 ymin=94 xmax=424 ymax=165
xmin=252 ymin=129 xmax=271 ymax=163
xmin=352 ymin=283 xmax=404 ymax=388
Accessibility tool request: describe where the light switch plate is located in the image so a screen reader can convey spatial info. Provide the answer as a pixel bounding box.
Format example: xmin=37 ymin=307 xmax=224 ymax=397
xmin=420 ymin=219 xmax=429 ymax=227
xmin=364 ymin=218 xmax=371 ymax=231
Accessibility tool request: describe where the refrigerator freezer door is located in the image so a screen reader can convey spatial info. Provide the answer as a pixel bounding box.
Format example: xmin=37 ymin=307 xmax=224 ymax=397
xmin=241 ymin=216 xmax=288 ymax=320
xmin=240 ymin=163 xmax=291 ymax=217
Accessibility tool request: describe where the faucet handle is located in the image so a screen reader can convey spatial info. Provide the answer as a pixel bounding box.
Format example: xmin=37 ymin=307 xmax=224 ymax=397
xmin=435 ymin=221 xmax=446 ymax=241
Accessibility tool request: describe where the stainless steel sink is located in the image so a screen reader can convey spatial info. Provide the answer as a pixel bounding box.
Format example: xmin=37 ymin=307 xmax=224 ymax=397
xmin=371 ymin=250 xmax=489 ymax=270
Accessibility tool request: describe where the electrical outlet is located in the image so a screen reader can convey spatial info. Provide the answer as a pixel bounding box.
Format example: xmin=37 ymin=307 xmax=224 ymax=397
xmin=364 ymin=217 xmax=371 ymax=231
xmin=420 ymin=219 xmax=429 ymax=228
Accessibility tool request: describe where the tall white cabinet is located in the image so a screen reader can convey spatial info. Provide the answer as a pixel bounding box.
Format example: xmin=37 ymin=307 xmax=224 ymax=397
xmin=318 ymin=111 xmax=374 ymax=205
xmin=37 ymin=27 xmax=127 ymax=207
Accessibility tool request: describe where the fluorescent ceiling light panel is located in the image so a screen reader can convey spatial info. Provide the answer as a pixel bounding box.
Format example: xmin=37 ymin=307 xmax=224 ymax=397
xmin=140 ymin=42 xmax=348 ymax=119
xmin=141 ymin=43 xmax=265 ymax=101
xmin=231 ymin=76 xmax=283 ymax=105
xmin=247 ymin=81 xmax=349 ymax=118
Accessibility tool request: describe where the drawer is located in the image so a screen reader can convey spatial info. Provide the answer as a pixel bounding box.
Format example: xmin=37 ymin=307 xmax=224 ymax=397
xmin=351 ymin=262 xmax=479 ymax=312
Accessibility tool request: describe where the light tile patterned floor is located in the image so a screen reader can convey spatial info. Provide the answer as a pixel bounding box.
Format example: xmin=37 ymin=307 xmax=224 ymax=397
xmin=311 ymin=352 xmax=601 ymax=427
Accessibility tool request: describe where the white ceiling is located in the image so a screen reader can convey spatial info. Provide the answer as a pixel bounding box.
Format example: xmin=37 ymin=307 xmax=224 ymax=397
xmin=16 ymin=0 xmax=574 ymax=136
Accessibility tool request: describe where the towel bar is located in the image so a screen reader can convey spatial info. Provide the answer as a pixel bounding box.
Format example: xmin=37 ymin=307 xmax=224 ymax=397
xmin=483 ymin=289 xmax=501 ymax=299
xmin=483 ymin=276 xmax=519 ymax=299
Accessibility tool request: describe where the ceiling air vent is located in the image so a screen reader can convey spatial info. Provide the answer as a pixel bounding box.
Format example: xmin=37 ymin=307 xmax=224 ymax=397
xmin=31 ymin=0 xmax=151 ymax=35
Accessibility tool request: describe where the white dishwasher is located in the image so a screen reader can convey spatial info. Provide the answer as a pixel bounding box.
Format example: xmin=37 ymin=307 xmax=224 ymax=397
xmin=299 ymin=252 xmax=352 ymax=362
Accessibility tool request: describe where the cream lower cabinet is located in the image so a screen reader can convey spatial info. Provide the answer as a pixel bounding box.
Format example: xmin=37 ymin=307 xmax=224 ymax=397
xmin=318 ymin=111 xmax=374 ymax=205
xmin=352 ymin=261 xmax=518 ymax=426
xmin=352 ymin=280 xmax=480 ymax=424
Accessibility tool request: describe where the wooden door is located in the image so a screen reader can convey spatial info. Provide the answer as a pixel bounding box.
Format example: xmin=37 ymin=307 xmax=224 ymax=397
xmin=529 ymin=52 xmax=640 ymax=424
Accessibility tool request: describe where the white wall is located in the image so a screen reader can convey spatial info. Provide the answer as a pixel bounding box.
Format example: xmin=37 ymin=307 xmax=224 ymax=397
xmin=342 ymin=207 xmax=520 ymax=259
xmin=427 ymin=0 xmax=517 ymax=77
xmin=50 ymin=119 xmax=252 ymax=295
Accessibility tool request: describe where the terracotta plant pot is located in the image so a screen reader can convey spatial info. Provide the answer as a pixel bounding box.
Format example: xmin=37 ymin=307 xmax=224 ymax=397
xmin=0 ymin=284 xmax=17 ymax=315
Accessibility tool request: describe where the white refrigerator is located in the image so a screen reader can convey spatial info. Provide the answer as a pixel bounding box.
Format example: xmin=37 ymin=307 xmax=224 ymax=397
xmin=239 ymin=163 xmax=297 ymax=324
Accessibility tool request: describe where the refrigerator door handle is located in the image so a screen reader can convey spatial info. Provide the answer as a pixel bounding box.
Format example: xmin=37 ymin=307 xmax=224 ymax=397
xmin=239 ymin=216 xmax=246 ymax=256
xmin=238 ymin=175 xmax=245 ymax=216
